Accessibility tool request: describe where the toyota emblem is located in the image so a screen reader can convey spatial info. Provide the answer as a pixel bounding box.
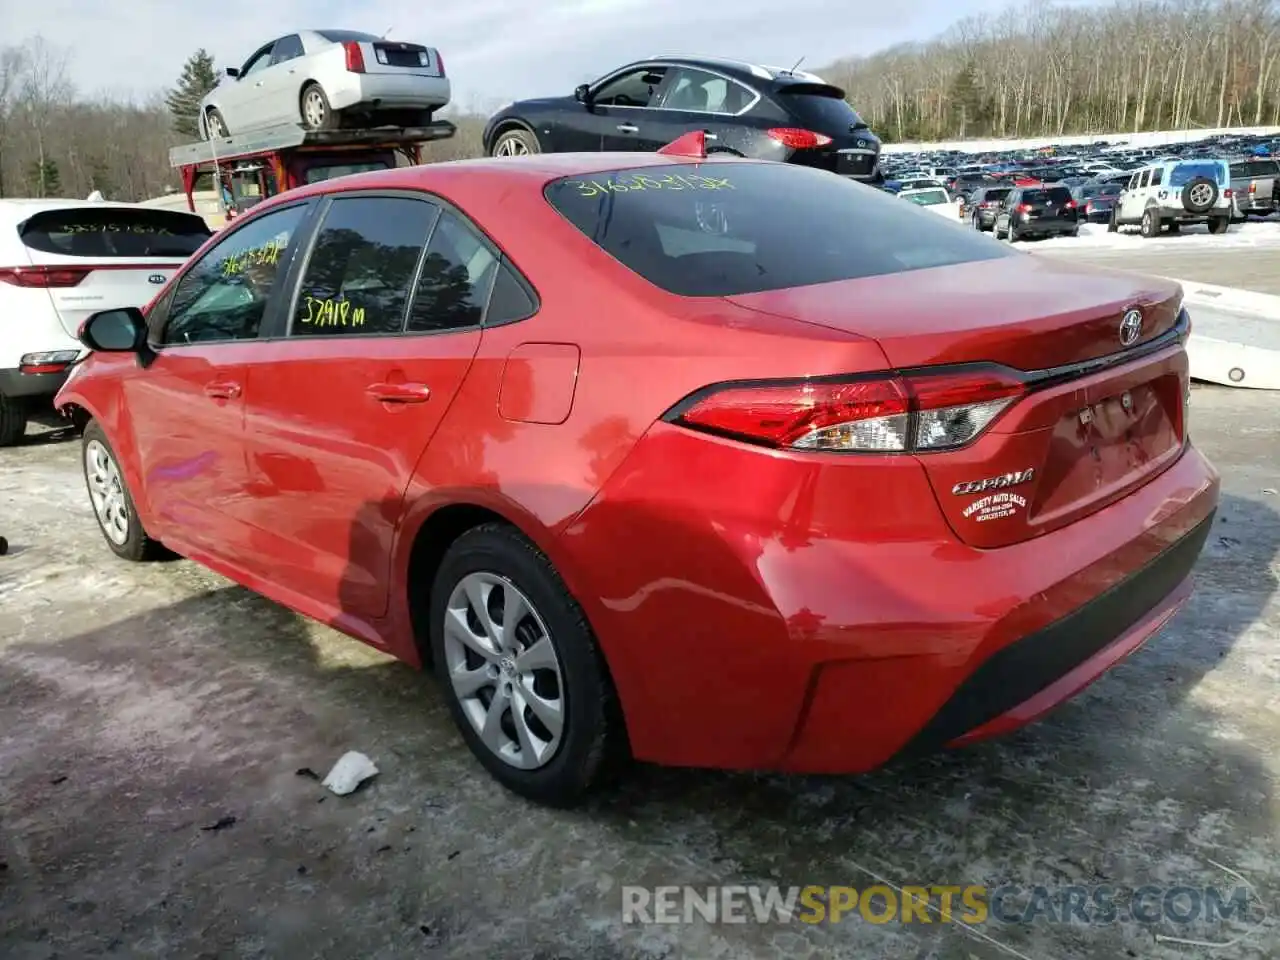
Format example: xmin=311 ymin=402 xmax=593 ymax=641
xmin=148 ymin=273 xmax=166 ymax=285
xmin=1119 ymin=309 xmax=1142 ymax=346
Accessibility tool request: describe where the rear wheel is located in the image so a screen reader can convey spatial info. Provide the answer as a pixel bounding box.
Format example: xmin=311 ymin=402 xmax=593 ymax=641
xmin=300 ymin=83 xmax=336 ymax=131
xmin=1140 ymin=208 xmax=1160 ymax=238
xmin=82 ymin=421 xmax=168 ymax=562
xmin=1208 ymin=216 xmax=1230 ymax=235
xmin=1107 ymin=208 xmax=1119 ymax=233
xmin=429 ymin=524 xmax=625 ymax=806
xmin=0 ymin=394 xmax=26 ymax=447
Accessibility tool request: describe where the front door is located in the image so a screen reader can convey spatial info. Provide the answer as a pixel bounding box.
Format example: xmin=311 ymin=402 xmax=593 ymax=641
xmin=580 ymin=65 xmax=670 ymax=151
xmin=241 ymin=193 xmax=496 ymax=622
xmin=129 ymin=201 xmax=313 ymax=559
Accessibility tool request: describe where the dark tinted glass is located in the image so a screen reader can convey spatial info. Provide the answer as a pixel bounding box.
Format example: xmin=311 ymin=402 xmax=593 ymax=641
xmin=163 ymin=204 xmax=307 ymax=345
xmin=661 ymin=68 xmax=752 ymax=114
xmin=20 ymin=208 xmax=210 ymax=258
xmin=302 ymin=161 xmax=391 ymax=184
xmin=484 ymin=261 xmax=537 ymax=325
xmin=271 ymin=35 xmax=304 ymax=63
xmin=593 ymin=68 xmax=667 ymax=108
xmin=407 ymin=210 xmax=499 ymax=333
xmin=318 ymin=30 xmax=380 ymax=43
xmin=775 ymin=84 xmax=865 ymax=131
xmin=1021 ymin=187 xmax=1072 ymax=203
xmin=545 ymin=163 xmax=1011 ymax=298
xmin=292 ymin=196 xmax=437 ymax=337
xmin=981 ymin=187 xmax=1011 ymax=201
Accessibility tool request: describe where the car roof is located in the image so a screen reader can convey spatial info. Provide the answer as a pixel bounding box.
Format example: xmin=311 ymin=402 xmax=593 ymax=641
xmin=643 ymin=55 xmax=831 ymax=86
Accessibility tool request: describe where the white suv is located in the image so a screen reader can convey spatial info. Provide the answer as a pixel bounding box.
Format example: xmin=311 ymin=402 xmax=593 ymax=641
xmin=1108 ymin=159 xmax=1233 ymax=238
xmin=0 ymin=200 xmax=210 ymax=444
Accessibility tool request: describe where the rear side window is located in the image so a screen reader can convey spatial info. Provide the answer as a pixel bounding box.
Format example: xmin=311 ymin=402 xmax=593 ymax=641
xmin=774 ymin=84 xmax=865 ymax=132
xmin=1231 ymin=160 xmax=1279 ymax=177
xmin=407 ymin=211 xmax=499 ymax=333
xmin=544 ymin=162 xmax=1011 ymax=298
xmin=19 ymin=208 xmax=210 ymax=258
xmin=292 ymin=196 xmax=439 ymax=337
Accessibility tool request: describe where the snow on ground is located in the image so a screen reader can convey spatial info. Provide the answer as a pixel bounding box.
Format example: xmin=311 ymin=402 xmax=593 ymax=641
xmin=881 ymin=126 xmax=1280 ymax=154
xmin=1010 ymin=219 xmax=1280 ymax=251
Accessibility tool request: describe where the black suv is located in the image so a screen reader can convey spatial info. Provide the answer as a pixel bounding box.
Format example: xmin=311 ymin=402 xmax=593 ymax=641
xmin=482 ymin=56 xmax=882 ymax=182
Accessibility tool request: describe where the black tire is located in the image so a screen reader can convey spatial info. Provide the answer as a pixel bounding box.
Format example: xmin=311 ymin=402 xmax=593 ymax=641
xmin=300 ymin=83 xmax=336 ymax=131
xmin=1208 ymin=216 xmax=1230 ymax=235
xmin=1167 ymin=221 xmax=1181 ymax=234
xmin=490 ymin=128 xmax=540 ymax=158
xmin=1108 ymin=208 xmax=1119 ymax=232
xmin=1141 ymin=207 xmax=1161 ymax=238
xmin=1181 ymin=177 xmax=1218 ymax=213
xmin=1067 ymin=228 xmax=1079 ymax=238
xmin=205 ymin=107 xmax=229 ymax=139
xmin=429 ymin=523 xmax=625 ymax=806
xmin=0 ymin=394 xmax=26 ymax=446
xmin=1008 ymin=223 xmax=1021 ymax=242
xmin=81 ymin=421 xmax=168 ymax=562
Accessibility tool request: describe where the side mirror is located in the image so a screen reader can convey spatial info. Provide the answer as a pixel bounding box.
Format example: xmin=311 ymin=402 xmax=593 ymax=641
xmin=225 ymin=66 xmax=240 ymax=79
xmin=573 ymin=83 xmax=591 ymax=104
xmin=80 ymin=307 xmax=147 ymax=353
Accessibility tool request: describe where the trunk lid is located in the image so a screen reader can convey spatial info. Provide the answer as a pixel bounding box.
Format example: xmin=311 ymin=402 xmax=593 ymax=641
xmin=360 ymin=41 xmax=443 ymax=77
xmin=726 ymin=256 xmax=1189 ymax=547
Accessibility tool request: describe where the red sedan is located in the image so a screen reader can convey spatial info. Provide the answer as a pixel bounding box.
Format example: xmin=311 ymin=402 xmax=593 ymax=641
xmin=57 ymin=139 xmax=1219 ymax=806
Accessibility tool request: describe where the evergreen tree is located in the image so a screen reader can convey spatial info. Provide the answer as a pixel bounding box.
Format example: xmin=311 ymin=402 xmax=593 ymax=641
xmin=26 ymin=158 xmax=60 ymax=196
xmin=948 ymin=61 xmax=988 ymax=137
xmin=166 ymin=49 xmax=219 ymax=141
xmin=87 ymin=155 xmax=113 ymax=197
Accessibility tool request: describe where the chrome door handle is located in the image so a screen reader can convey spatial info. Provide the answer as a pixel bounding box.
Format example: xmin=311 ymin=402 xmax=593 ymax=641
xmin=616 ymin=123 xmax=638 ymax=133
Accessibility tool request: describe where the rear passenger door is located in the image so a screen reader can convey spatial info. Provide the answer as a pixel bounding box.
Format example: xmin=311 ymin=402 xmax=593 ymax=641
xmin=239 ymin=192 xmax=499 ymax=622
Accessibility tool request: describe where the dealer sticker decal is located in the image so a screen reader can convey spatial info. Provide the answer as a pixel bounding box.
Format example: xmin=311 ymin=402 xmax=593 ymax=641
xmin=963 ymin=492 xmax=1027 ymax=523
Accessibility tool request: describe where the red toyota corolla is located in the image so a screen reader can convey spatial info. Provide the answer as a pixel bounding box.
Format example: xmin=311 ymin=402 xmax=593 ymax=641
xmin=56 ymin=137 xmax=1219 ymax=806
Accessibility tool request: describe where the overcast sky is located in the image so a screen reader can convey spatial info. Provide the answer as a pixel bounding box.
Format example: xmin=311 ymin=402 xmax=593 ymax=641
xmin=9 ymin=0 xmax=1103 ymax=110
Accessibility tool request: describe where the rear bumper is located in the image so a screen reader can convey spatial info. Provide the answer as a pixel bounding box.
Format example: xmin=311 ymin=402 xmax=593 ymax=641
xmin=1016 ymin=216 xmax=1077 ymax=233
xmin=329 ymin=73 xmax=451 ymax=111
xmin=0 ymin=366 xmax=69 ymax=399
xmin=566 ymin=428 xmax=1219 ymax=773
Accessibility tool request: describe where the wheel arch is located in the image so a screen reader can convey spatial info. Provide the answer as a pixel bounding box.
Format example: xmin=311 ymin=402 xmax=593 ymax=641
xmin=57 ymin=389 xmax=158 ymax=532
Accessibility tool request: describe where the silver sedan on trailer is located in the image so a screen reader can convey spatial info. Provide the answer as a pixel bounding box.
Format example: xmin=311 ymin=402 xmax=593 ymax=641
xmin=199 ymin=29 xmax=450 ymax=139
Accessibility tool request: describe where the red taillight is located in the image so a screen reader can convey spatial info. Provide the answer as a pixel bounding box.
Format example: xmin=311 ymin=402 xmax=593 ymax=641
xmin=436 ymin=51 xmax=446 ymax=75
xmin=1085 ymin=201 xmax=1094 ymax=213
xmin=668 ymin=370 xmax=1026 ymax=453
xmin=1064 ymin=199 xmax=1077 ymax=209
xmin=1224 ymin=188 xmax=1233 ymax=199
xmin=1017 ymin=203 xmax=1032 ymax=213
xmin=1249 ymin=182 xmax=1257 ymax=194
xmin=344 ymin=41 xmax=366 ymax=73
xmin=0 ymin=265 xmax=91 ymax=287
xmin=766 ymin=127 xmax=833 ymax=150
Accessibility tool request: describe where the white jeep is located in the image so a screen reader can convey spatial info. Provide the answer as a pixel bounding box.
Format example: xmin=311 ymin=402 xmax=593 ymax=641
xmin=1109 ymin=159 xmax=1233 ymax=238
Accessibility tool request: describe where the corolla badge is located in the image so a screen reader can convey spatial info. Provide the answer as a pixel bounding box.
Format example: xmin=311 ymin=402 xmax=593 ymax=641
xmin=951 ymin=468 xmax=1035 ymax=496
xmin=148 ymin=273 xmax=167 ymax=284
xmin=1119 ymin=308 xmax=1142 ymax=346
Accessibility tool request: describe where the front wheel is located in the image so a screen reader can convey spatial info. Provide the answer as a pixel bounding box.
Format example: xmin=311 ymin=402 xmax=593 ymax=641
xmin=1140 ymin=208 xmax=1160 ymax=238
xmin=82 ymin=421 xmax=168 ymax=562
xmin=429 ymin=523 xmax=625 ymax=806
xmin=1108 ymin=209 xmax=1119 ymax=233
xmin=0 ymin=394 xmax=26 ymax=447
xmin=205 ymin=107 xmax=229 ymax=139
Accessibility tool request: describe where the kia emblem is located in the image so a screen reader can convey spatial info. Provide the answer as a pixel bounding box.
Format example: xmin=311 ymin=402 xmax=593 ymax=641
xmin=148 ymin=274 xmax=166 ymax=284
xmin=1119 ymin=309 xmax=1142 ymax=346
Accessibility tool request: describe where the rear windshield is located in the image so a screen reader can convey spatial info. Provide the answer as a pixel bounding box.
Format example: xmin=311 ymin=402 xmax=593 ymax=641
xmin=317 ymin=30 xmax=381 ymax=43
xmin=775 ymin=84 xmax=865 ymax=132
xmin=19 ymin=207 xmax=211 ymax=258
xmin=1170 ymin=161 xmax=1227 ymax=186
xmin=303 ymin=160 xmax=391 ymax=184
xmin=1074 ymin=184 xmax=1113 ymax=199
xmin=1230 ymin=159 xmax=1279 ymax=177
xmin=1021 ymin=187 xmax=1073 ymax=203
xmin=904 ymin=189 xmax=949 ymax=205
xmin=543 ymin=162 xmax=1011 ymax=298
xmin=980 ymin=187 xmax=1011 ymax=201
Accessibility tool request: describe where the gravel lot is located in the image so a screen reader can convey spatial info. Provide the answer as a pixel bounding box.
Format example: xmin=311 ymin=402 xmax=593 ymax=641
xmin=1 ymin=382 xmax=1278 ymax=960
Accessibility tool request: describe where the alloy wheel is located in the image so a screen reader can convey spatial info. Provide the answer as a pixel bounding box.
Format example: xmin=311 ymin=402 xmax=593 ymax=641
xmin=494 ymin=137 xmax=530 ymax=157
xmin=442 ymin=572 xmax=565 ymax=770
xmin=85 ymin=439 xmax=129 ymax=545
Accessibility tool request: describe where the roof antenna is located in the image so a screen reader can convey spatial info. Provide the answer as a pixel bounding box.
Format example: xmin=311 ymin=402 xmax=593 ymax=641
xmin=789 ymin=55 xmax=806 ymax=74
xmin=381 ymin=25 xmax=394 ymax=38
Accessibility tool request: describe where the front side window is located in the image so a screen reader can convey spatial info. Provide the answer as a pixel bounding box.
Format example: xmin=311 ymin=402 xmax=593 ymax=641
xmin=592 ymin=67 xmax=667 ymax=107
xmin=544 ymin=162 xmax=1011 ymax=298
xmin=291 ymin=195 xmax=439 ymax=337
xmin=161 ymin=204 xmax=308 ymax=346
xmin=241 ymin=45 xmax=275 ymax=77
